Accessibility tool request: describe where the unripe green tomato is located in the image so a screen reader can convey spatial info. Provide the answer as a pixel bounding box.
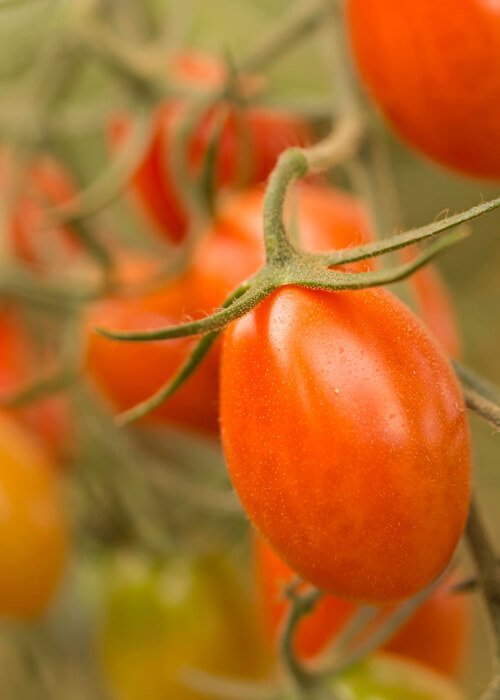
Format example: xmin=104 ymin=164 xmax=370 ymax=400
xmin=100 ymin=554 xmax=269 ymax=700
xmin=284 ymin=654 xmax=465 ymax=700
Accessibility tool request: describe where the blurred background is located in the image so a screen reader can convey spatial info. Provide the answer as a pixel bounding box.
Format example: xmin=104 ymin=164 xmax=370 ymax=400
xmin=0 ymin=1 xmax=498 ymax=698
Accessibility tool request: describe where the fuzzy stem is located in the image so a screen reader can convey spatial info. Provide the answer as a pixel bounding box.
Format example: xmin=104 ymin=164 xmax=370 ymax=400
xmin=466 ymin=500 xmax=500 ymax=700
xmin=263 ymin=149 xmax=308 ymax=264
xmin=95 ymin=278 xmax=269 ymax=342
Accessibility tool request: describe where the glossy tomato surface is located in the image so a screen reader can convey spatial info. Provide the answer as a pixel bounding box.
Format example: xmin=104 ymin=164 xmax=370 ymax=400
xmin=255 ymin=536 xmax=470 ymax=675
xmin=329 ymin=653 xmax=466 ymax=700
xmin=101 ymin=554 xmax=269 ymax=700
xmin=221 ymin=286 xmax=471 ymax=602
xmin=110 ymin=51 xmax=311 ymax=243
xmin=347 ymin=0 xmax=500 ymax=178
xmin=191 ymin=184 xmax=460 ymax=355
xmin=0 ymin=411 xmax=68 ymax=618
xmin=85 ymin=184 xmax=374 ymax=434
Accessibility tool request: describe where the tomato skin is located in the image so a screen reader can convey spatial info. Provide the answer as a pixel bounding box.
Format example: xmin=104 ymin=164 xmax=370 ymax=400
xmin=5 ymin=155 xmax=80 ymax=268
xmin=191 ymin=184 xmax=460 ymax=357
xmin=220 ymin=286 xmax=471 ymax=602
xmin=85 ymin=184 xmax=373 ymax=435
xmin=347 ymin=0 xmax=500 ymax=178
xmin=85 ymin=278 xmax=220 ymax=435
xmin=255 ymin=535 xmax=355 ymax=659
xmin=328 ymin=653 xmax=466 ymax=700
xmin=255 ymin=536 xmax=469 ymax=676
xmin=0 ymin=311 xmax=72 ymax=459
xmin=400 ymin=246 xmax=462 ymax=359
xmin=100 ymin=555 xmax=269 ymax=700
xmin=109 ymin=52 xmax=311 ymax=243
xmin=0 ymin=411 xmax=68 ymax=618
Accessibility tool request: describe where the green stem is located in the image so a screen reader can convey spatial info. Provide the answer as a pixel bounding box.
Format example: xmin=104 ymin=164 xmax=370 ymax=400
xmin=42 ymin=107 xmax=154 ymax=228
xmin=466 ymin=500 xmax=500 ymax=700
xmin=454 ymin=363 xmax=500 ymax=405
xmin=293 ymin=227 xmax=467 ymax=291
xmin=239 ymin=0 xmax=332 ymax=74
xmin=263 ymin=149 xmax=308 ymax=264
xmin=1 ymin=370 xmax=77 ymax=409
xmin=314 ymin=190 xmax=500 ymax=266
xmin=95 ymin=278 xmax=268 ymax=341
xmin=115 ymin=331 xmax=220 ymax=426
xmin=279 ymin=583 xmax=323 ymax=693
xmin=320 ymin=578 xmax=441 ymax=681
xmin=461 ymin=388 xmax=500 ymax=431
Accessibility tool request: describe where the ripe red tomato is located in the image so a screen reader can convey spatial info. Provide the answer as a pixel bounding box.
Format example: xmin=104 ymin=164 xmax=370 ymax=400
xmin=100 ymin=554 xmax=270 ymax=700
xmin=85 ymin=184 xmax=374 ymax=434
xmin=0 ymin=310 xmax=72 ymax=459
xmin=220 ymin=286 xmax=471 ymax=602
xmin=1 ymin=154 xmax=81 ymax=269
xmin=109 ymin=51 xmax=311 ymax=243
xmin=86 ymin=183 xmax=460 ymax=435
xmin=255 ymin=536 xmax=470 ymax=676
xmin=400 ymin=246 xmax=461 ymax=358
xmin=189 ymin=185 xmax=460 ymax=356
xmin=347 ymin=0 xmax=500 ymax=178
xmin=327 ymin=653 xmax=466 ymax=700
xmin=85 ymin=278 xmax=221 ymax=435
xmin=0 ymin=411 xmax=68 ymax=618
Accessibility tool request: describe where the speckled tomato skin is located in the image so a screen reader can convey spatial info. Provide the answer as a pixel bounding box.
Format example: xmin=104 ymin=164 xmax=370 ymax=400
xmin=347 ymin=0 xmax=500 ymax=178
xmin=220 ymin=286 xmax=471 ymax=603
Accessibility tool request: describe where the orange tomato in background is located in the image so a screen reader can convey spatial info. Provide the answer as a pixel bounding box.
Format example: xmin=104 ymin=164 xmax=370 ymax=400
xmin=255 ymin=536 xmax=470 ymax=676
xmin=0 ymin=411 xmax=68 ymax=618
xmin=1 ymin=153 xmax=81 ymax=269
xmin=85 ymin=278 xmax=220 ymax=436
xmin=85 ymin=183 xmax=374 ymax=434
xmin=109 ymin=51 xmax=311 ymax=243
xmin=0 ymin=310 xmax=72 ymax=459
xmin=220 ymin=286 xmax=471 ymax=602
xmin=86 ymin=182 xmax=461 ymax=434
xmin=347 ymin=0 xmax=500 ymax=179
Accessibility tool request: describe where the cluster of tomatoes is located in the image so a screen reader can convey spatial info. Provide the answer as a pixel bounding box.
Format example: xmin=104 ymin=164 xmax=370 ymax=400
xmin=2 ymin=0 xmax=500 ymax=695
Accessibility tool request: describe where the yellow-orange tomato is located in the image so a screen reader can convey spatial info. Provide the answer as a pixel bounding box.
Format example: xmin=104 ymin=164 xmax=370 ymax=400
xmin=255 ymin=536 xmax=470 ymax=676
xmin=220 ymin=286 xmax=471 ymax=602
xmin=0 ymin=412 xmax=68 ymax=618
xmin=100 ymin=554 xmax=269 ymax=700
xmin=347 ymin=0 xmax=500 ymax=179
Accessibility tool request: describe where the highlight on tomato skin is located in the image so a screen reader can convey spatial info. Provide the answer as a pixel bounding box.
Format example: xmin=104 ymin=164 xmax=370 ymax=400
xmin=84 ymin=183 xmax=375 ymax=435
xmin=108 ymin=50 xmax=311 ymax=244
xmin=85 ymin=181 xmax=461 ymax=438
xmin=0 ymin=411 xmax=68 ymax=619
xmin=99 ymin=553 xmax=270 ymax=700
xmin=220 ymin=285 xmax=471 ymax=603
xmin=255 ymin=535 xmax=470 ymax=677
xmin=346 ymin=0 xmax=500 ymax=179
